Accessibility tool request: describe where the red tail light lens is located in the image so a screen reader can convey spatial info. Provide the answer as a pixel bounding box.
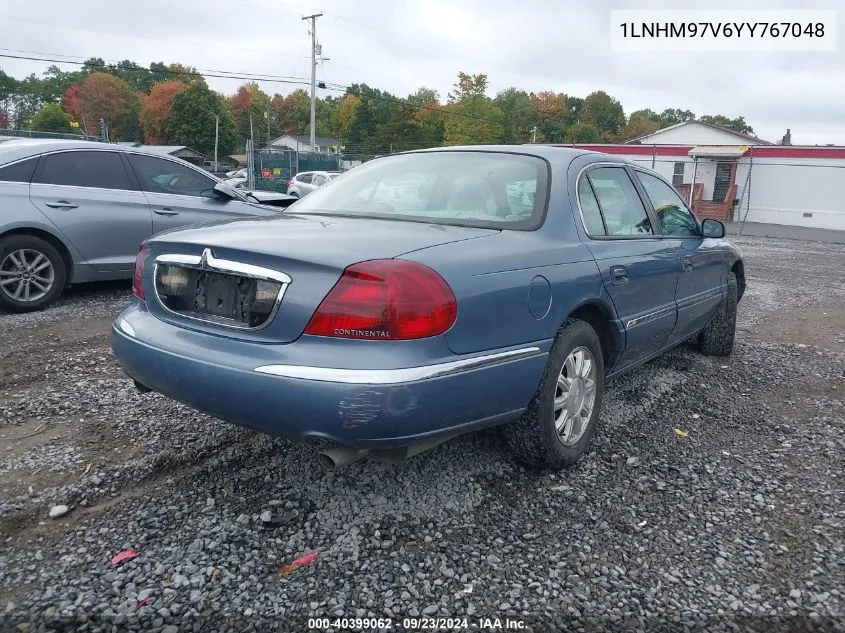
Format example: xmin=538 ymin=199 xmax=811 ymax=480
xmin=132 ymin=244 xmax=148 ymax=300
xmin=304 ymin=260 xmax=457 ymax=340
xmin=288 ymin=179 xmax=294 ymax=188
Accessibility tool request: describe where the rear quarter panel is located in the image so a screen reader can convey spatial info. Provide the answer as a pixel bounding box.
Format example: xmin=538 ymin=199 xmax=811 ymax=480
xmin=403 ymin=154 xmax=619 ymax=356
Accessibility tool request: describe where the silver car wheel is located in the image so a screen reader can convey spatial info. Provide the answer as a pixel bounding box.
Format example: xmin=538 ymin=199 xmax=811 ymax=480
xmin=554 ymin=346 xmax=597 ymax=446
xmin=0 ymin=248 xmax=55 ymax=303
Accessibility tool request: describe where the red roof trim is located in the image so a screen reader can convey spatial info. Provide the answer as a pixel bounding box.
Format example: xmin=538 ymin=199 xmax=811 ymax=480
xmin=555 ymin=144 xmax=845 ymax=160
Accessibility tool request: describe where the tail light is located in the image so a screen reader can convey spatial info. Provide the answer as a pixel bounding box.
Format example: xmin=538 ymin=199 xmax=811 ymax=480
xmin=288 ymin=179 xmax=294 ymax=188
xmin=132 ymin=244 xmax=149 ymax=300
xmin=304 ymin=260 xmax=457 ymax=340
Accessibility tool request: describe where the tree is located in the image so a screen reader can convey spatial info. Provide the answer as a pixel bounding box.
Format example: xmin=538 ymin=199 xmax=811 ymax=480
xmin=334 ymin=94 xmax=361 ymax=142
xmin=271 ymin=89 xmax=310 ymax=135
xmin=448 ymin=72 xmax=489 ymax=103
xmin=620 ymin=108 xmax=661 ymax=141
xmin=495 ymin=88 xmax=534 ymax=144
xmin=140 ymin=81 xmax=188 ymax=143
xmin=699 ymin=114 xmax=754 ymax=135
xmin=580 ymin=91 xmax=625 ymax=138
xmin=28 ymin=102 xmax=75 ymax=134
xmin=564 ymin=122 xmax=600 ymax=143
xmin=531 ymin=91 xmax=572 ymax=143
xmin=0 ymin=69 xmax=17 ymax=129
xmin=658 ymin=108 xmax=695 ymax=127
xmin=228 ymin=82 xmax=271 ymax=148
xmin=168 ymin=83 xmax=236 ymax=156
xmin=75 ymin=72 xmax=139 ymax=141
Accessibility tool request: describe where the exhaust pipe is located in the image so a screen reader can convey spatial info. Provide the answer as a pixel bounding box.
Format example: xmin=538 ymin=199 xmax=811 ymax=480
xmin=317 ymin=447 xmax=369 ymax=471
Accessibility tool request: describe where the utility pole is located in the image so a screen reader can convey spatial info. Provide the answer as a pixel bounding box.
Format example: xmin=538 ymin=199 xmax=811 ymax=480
xmin=249 ymin=112 xmax=255 ymax=147
xmin=266 ymin=107 xmax=271 ymax=149
xmin=531 ymin=126 xmax=537 ymax=143
xmin=214 ymin=115 xmax=219 ymax=171
xmin=302 ymin=12 xmax=323 ymax=150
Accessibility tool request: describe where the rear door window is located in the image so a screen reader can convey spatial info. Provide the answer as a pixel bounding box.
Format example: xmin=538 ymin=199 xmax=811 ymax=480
xmin=127 ymin=153 xmax=217 ymax=197
xmin=0 ymin=157 xmax=39 ymax=183
xmin=32 ymin=151 xmax=134 ymax=190
xmin=585 ymin=167 xmax=653 ymax=236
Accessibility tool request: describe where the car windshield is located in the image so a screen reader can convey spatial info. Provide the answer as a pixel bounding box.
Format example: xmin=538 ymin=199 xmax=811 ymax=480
xmin=290 ymin=151 xmax=549 ymax=230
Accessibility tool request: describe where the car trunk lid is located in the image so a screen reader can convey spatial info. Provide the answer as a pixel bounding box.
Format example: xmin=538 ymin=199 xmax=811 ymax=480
xmin=142 ymin=213 xmax=498 ymax=343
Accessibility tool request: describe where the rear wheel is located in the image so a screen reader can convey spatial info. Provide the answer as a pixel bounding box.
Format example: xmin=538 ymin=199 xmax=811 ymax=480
xmin=698 ymin=271 xmax=738 ymax=357
xmin=503 ymin=319 xmax=605 ymax=470
xmin=0 ymin=234 xmax=67 ymax=313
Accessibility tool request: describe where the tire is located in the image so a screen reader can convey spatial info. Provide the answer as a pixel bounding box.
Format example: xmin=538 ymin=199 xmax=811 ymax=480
xmin=503 ymin=319 xmax=605 ymax=470
xmin=698 ymin=271 xmax=738 ymax=357
xmin=0 ymin=234 xmax=67 ymax=313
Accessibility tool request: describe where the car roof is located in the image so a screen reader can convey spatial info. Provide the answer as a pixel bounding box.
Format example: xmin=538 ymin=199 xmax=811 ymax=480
xmin=397 ymin=144 xmax=628 ymax=168
xmin=0 ymin=138 xmax=202 ymax=167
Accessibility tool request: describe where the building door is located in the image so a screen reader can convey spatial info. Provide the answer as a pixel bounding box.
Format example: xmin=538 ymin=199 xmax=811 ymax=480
xmin=713 ymin=162 xmax=733 ymax=202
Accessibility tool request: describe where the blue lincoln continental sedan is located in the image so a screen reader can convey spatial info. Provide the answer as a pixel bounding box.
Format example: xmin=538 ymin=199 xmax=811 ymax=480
xmin=111 ymin=146 xmax=745 ymax=471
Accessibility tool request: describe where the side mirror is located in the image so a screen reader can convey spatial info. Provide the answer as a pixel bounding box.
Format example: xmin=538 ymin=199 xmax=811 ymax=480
xmin=213 ymin=182 xmax=239 ymax=201
xmin=702 ymin=218 xmax=725 ymax=239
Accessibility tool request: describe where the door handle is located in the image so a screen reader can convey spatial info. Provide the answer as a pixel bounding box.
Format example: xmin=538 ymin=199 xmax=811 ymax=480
xmin=45 ymin=201 xmax=78 ymax=209
xmin=154 ymin=208 xmax=179 ymax=216
xmin=610 ymin=265 xmax=629 ymax=286
xmin=681 ymin=256 xmax=693 ymax=272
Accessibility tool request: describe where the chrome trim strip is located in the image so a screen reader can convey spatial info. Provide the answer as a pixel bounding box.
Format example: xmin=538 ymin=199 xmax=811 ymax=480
xmin=117 ymin=317 xmax=135 ymax=338
xmin=625 ymin=305 xmax=675 ymax=330
xmin=153 ymin=249 xmax=292 ymax=332
xmin=253 ymin=346 xmax=544 ymax=385
xmin=677 ymin=287 xmax=723 ymax=310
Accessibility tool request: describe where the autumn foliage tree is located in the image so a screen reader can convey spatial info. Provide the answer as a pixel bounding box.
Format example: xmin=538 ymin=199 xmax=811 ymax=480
xmin=75 ymin=72 xmax=139 ymax=140
xmin=140 ymin=81 xmax=187 ymax=144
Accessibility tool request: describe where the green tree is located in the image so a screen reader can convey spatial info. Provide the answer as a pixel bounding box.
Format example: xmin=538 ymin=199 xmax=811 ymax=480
xmin=620 ymin=108 xmax=661 ymax=140
xmin=580 ymin=91 xmax=625 ymax=138
xmin=494 ymin=88 xmax=534 ymax=144
xmin=564 ymin=122 xmax=600 ymax=143
xmin=658 ymin=108 xmax=695 ymax=127
xmin=28 ymin=102 xmax=76 ymax=133
xmin=0 ymin=69 xmax=18 ymax=128
xmin=699 ymin=114 xmax=754 ymax=135
xmin=168 ymin=83 xmax=236 ymax=155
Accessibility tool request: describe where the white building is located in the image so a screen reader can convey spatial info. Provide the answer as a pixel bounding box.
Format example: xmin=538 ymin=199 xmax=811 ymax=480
xmin=269 ymin=134 xmax=339 ymax=154
xmin=559 ymin=121 xmax=845 ymax=231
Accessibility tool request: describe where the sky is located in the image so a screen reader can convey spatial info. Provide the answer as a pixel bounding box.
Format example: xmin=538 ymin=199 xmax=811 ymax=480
xmin=0 ymin=0 xmax=842 ymax=145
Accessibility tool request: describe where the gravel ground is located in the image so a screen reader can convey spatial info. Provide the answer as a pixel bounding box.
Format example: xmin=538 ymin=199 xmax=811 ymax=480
xmin=0 ymin=237 xmax=843 ymax=633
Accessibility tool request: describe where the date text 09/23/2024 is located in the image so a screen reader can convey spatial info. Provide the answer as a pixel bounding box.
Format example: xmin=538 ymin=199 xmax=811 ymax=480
xmin=307 ymin=617 xmax=527 ymax=630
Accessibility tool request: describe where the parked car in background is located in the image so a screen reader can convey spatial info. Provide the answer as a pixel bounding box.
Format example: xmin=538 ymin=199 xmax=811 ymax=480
xmin=0 ymin=139 xmax=290 ymax=313
xmin=226 ymin=167 xmax=247 ymax=179
xmin=224 ymin=176 xmax=298 ymax=209
xmin=286 ymin=170 xmax=341 ymax=198
xmin=112 ymin=146 xmax=745 ymax=472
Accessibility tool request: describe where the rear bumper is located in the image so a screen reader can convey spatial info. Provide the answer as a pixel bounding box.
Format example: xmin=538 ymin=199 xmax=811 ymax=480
xmin=110 ymin=303 xmax=550 ymax=448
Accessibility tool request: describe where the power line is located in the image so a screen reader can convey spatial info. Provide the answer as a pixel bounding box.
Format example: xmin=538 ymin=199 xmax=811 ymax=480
xmin=0 ymin=53 xmax=315 ymax=87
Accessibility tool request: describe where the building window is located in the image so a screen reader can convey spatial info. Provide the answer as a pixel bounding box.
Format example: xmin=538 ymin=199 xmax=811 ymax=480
xmin=672 ymin=162 xmax=685 ymax=186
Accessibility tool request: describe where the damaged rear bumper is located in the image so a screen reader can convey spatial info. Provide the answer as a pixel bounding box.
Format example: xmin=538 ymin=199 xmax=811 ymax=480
xmin=110 ymin=303 xmax=549 ymax=449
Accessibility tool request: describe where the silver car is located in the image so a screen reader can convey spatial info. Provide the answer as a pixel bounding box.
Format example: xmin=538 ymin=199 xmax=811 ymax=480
xmin=286 ymin=170 xmax=341 ymax=198
xmin=0 ymin=139 xmax=286 ymax=313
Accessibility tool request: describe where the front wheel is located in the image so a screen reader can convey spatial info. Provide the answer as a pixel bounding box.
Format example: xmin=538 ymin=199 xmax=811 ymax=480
xmin=0 ymin=235 xmax=67 ymax=313
xmin=698 ymin=271 xmax=738 ymax=357
xmin=503 ymin=319 xmax=605 ymax=470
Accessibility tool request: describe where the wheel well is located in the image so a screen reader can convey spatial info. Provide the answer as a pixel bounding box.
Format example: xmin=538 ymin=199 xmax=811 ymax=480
xmin=567 ymin=302 xmax=619 ymax=367
xmin=731 ymin=259 xmax=746 ymax=300
xmin=1 ymin=228 xmax=73 ymax=282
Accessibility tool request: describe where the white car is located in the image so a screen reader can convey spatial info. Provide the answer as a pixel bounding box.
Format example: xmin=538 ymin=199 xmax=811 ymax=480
xmin=286 ymin=170 xmax=341 ymax=198
xmin=226 ymin=167 xmax=247 ymax=179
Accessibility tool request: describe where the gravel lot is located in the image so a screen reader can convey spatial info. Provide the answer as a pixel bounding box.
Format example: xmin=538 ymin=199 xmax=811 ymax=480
xmin=0 ymin=236 xmax=843 ymax=633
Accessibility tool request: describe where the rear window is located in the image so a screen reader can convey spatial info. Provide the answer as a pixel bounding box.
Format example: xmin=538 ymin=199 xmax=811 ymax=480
xmin=290 ymin=151 xmax=550 ymax=230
